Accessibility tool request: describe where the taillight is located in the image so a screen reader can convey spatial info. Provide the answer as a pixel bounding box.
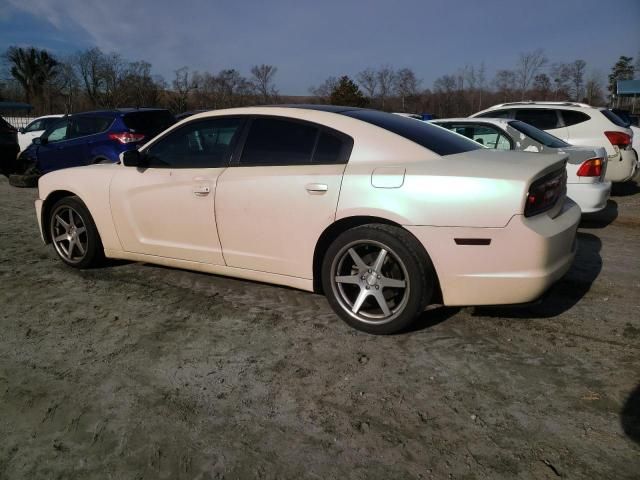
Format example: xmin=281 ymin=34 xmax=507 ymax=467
xmin=108 ymin=132 xmax=145 ymax=144
xmin=525 ymin=168 xmax=566 ymax=217
xmin=604 ymin=131 xmax=631 ymax=148
xmin=576 ymin=158 xmax=603 ymax=177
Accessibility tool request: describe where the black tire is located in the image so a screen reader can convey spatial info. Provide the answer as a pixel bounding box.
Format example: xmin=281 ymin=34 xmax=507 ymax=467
xmin=8 ymin=173 xmax=39 ymax=188
xmin=321 ymin=224 xmax=435 ymax=334
xmin=48 ymin=196 xmax=104 ymax=268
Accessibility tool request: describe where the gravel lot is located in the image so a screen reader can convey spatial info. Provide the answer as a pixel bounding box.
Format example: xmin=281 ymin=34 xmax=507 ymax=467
xmin=1 ymin=174 xmax=639 ymax=479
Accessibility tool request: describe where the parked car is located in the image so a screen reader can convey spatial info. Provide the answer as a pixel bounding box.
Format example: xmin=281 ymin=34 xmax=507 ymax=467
xmin=0 ymin=116 xmax=19 ymax=175
xmin=13 ymin=108 xmax=175 ymax=185
xmin=471 ymin=102 xmax=637 ymax=182
xmin=609 ymin=109 xmax=640 ymax=164
xmin=17 ymin=114 xmax=64 ymax=152
xmin=430 ymin=118 xmax=611 ymax=213
xmin=34 ymin=106 xmax=580 ymax=334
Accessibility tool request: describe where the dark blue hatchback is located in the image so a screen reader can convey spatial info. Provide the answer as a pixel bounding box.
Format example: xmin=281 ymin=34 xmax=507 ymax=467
xmin=16 ymin=108 xmax=175 ymax=176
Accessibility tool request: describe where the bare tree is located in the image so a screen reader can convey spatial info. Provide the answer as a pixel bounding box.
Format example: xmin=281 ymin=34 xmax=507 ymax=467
xmin=494 ymin=69 xmax=517 ymax=102
xmin=250 ymin=64 xmax=278 ymax=104
xmin=309 ymin=76 xmax=338 ymax=102
xmin=568 ymin=59 xmax=587 ymax=101
xmin=550 ymin=63 xmax=571 ymax=100
xmin=376 ymin=65 xmax=396 ymax=110
xmin=585 ymin=70 xmax=605 ymax=106
xmin=76 ymin=47 xmax=106 ymax=107
xmin=170 ymin=67 xmax=194 ymax=113
xmin=356 ymin=68 xmax=378 ymax=100
xmin=395 ymin=68 xmax=420 ymax=111
xmin=516 ymin=49 xmax=547 ymax=99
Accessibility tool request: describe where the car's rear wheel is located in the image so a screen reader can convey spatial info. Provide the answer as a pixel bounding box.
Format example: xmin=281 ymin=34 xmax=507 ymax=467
xmin=322 ymin=224 xmax=434 ymax=334
xmin=49 ymin=196 xmax=104 ymax=268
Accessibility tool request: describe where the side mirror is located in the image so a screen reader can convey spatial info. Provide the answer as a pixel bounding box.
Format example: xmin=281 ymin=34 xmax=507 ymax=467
xmin=122 ymin=149 xmax=147 ymax=167
xmin=18 ymin=127 xmax=24 ymax=134
xmin=32 ymin=137 xmax=43 ymax=145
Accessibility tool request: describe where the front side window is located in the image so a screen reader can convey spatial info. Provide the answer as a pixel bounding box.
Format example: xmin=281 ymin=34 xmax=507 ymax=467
xmin=514 ymin=109 xmax=559 ymax=130
xmin=45 ymin=119 xmax=69 ymax=143
xmin=144 ymin=118 xmax=243 ymax=168
xmin=24 ymin=119 xmax=45 ymax=132
xmin=240 ymin=118 xmax=318 ymax=166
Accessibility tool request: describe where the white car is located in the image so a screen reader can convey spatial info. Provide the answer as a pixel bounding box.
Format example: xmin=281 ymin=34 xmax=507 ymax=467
xmin=17 ymin=115 xmax=64 ymax=152
xmin=431 ymin=118 xmax=611 ymax=213
xmin=34 ymin=106 xmax=580 ymax=334
xmin=471 ymin=102 xmax=637 ymax=182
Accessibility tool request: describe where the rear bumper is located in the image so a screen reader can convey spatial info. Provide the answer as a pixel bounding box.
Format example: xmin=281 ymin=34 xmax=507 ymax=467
xmin=406 ymin=198 xmax=581 ymax=306
xmin=567 ymin=181 xmax=611 ymax=214
xmin=605 ymin=149 xmax=637 ymax=182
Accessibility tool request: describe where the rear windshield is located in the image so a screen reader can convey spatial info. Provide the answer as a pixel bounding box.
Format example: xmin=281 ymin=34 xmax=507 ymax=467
xmin=341 ymin=110 xmax=482 ymax=156
xmin=508 ymin=120 xmax=570 ymax=148
xmin=602 ymin=109 xmax=630 ymax=128
xmin=123 ymin=110 xmax=176 ymax=137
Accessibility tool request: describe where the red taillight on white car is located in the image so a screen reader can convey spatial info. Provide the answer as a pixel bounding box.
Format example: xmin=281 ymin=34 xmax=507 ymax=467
xmin=109 ymin=132 xmax=145 ymax=144
xmin=525 ymin=168 xmax=567 ymax=217
xmin=604 ymin=131 xmax=631 ymax=149
xmin=576 ymin=158 xmax=603 ymax=177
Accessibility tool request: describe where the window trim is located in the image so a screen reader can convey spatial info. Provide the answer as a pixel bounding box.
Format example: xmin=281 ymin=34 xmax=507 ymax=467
xmin=435 ymin=122 xmax=514 ymax=150
xmin=230 ymin=115 xmax=354 ymax=167
xmin=139 ymin=116 xmax=247 ymax=169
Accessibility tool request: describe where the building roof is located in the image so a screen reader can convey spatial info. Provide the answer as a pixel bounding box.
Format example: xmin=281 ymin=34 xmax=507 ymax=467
xmin=617 ymin=80 xmax=640 ymax=95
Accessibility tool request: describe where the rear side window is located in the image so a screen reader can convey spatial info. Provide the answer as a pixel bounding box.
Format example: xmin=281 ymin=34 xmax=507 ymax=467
xmin=313 ymin=130 xmax=353 ymax=164
xmin=69 ymin=116 xmax=112 ymax=138
xmin=601 ymin=109 xmax=629 ymax=128
xmin=341 ymin=110 xmax=482 ymax=156
xmin=560 ymin=110 xmax=590 ymax=127
xmin=514 ymin=109 xmax=560 ymax=130
xmin=240 ymin=118 xmax=318 ymax=165
xmin=123 ymin=110 xmax=175 ymax=138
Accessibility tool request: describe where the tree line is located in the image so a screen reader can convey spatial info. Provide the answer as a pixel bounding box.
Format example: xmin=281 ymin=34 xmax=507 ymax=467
xmin=1 ymin=45 xmax=638 ymax=118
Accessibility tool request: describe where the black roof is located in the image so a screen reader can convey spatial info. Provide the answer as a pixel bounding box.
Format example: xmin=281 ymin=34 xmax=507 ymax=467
xmin=265 ymin=104 xmax=366 ymax=114
xmin=72 ymin=107 xmax=171 ymax=117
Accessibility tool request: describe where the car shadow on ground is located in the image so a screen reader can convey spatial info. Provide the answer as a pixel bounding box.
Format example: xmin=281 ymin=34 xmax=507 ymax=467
xmin=610 ymin=180 xmax=640 ymax=197
xmin=622 ymin=384 xmax=640 ymax=445
xmin=580 ymin=200 xmax=618 ymax=229
xmin=472 ymin=232 xmax=602 ymax=319
xmin=404 ymin=306 xmax=461 ymax=333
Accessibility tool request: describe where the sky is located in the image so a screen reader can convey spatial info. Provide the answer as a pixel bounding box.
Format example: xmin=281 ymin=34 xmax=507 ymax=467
xmin=1 ymin=0 xmax=639 ymax=95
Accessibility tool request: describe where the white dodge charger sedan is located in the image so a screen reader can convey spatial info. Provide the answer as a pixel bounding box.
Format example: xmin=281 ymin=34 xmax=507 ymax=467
xmin=34 ymin=106 xmax=580 ymax=334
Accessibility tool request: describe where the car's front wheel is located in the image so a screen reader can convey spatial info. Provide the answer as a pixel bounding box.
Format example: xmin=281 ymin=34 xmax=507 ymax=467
xmin=322 ymin=224 xmax=435 ymax=334
xmin=48 ymin=196 xmax=104 ymax=268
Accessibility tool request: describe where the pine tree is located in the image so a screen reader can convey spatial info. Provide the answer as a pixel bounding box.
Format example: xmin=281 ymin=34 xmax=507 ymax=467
xmin=329 ymin=76 xmax=368 ymax=107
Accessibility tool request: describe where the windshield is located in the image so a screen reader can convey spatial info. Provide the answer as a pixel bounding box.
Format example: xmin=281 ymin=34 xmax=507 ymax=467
xmin=508 ymin=120 xmax=570 ymax=148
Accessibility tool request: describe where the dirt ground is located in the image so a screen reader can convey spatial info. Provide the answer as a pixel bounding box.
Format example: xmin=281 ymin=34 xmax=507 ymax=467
xmin=0 ymin=174 xmax=639 ymax=480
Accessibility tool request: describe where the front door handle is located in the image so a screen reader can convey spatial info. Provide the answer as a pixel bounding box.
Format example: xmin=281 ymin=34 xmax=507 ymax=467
xmin=305 ymin=183 xmax=328 ymax=194
xmin=193 ymin=185 xmax=211 ymax=196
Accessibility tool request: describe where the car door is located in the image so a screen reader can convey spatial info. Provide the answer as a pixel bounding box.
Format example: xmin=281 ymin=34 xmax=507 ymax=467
xmin=513 ymin=109 xmax=569 ymax=140
xmin=109 ymin=117 xmax=245 ymax=265
xmin=215 ymin=116 xmax=352 ymax=279
xmin=36 ymin=117 xmax=91 ymax=172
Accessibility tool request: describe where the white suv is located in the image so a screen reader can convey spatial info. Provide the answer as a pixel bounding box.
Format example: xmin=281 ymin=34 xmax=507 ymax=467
xmin=471 ymin=102 xmax=637 ymax=182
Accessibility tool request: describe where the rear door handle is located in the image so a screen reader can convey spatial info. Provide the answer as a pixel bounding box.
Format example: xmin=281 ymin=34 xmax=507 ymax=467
xmin=193 ymin=185 xmax=211 ymax=196
xmin=305 ymin=183 xmax=328 ymax=194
